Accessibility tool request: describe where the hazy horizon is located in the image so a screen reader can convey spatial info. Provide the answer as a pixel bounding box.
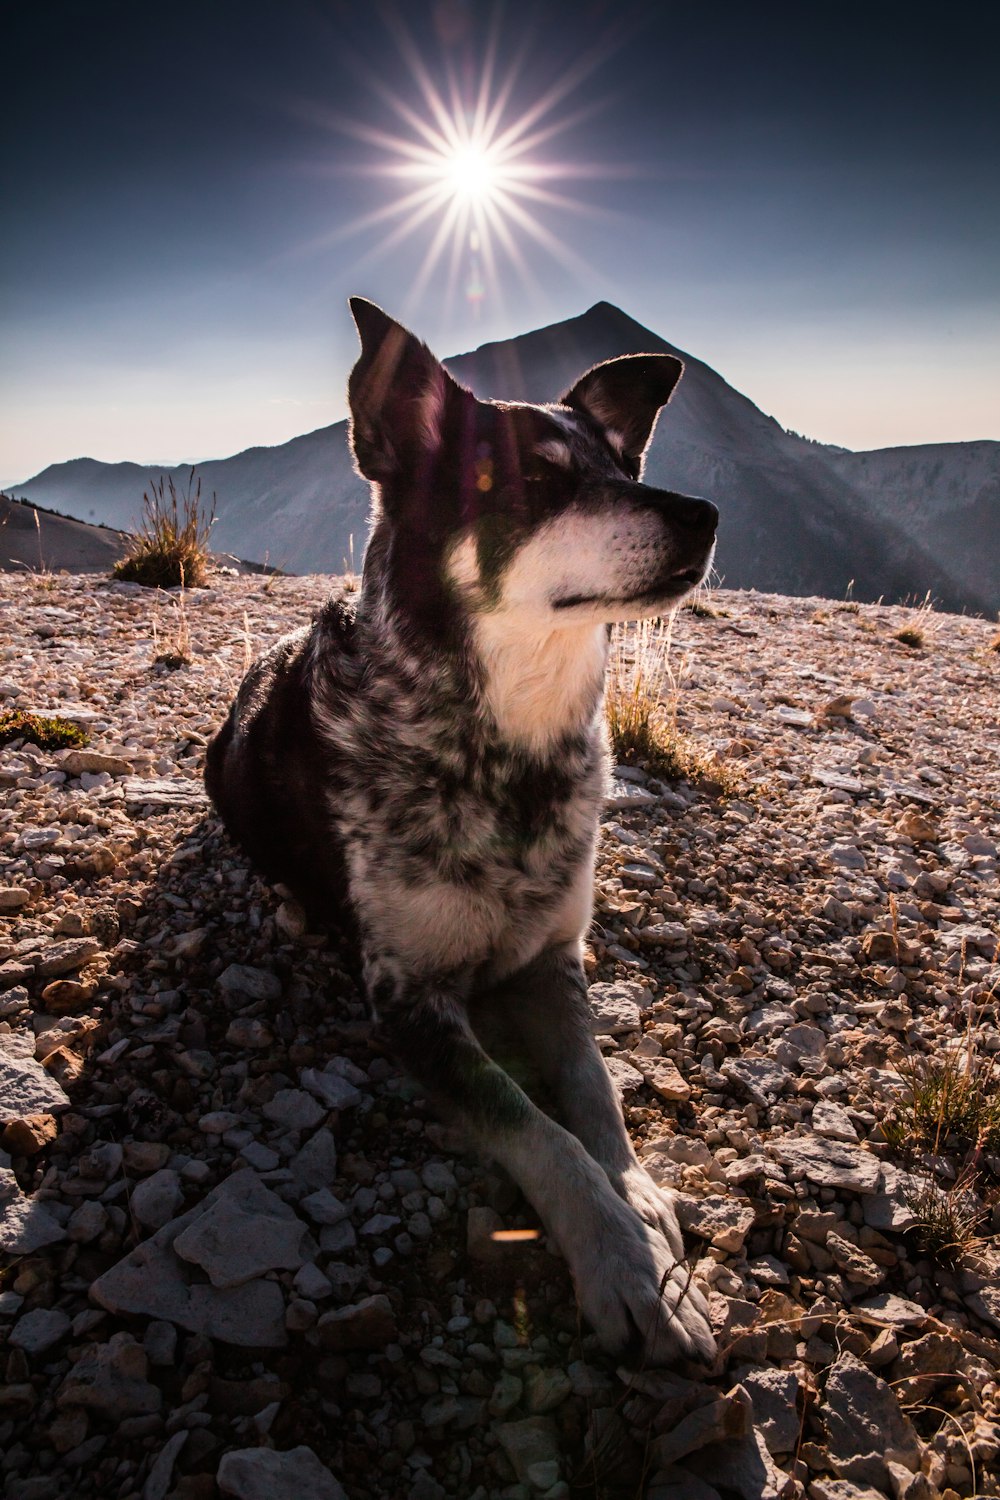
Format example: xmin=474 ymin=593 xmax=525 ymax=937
xmin=3 ymin=0 xmax=998 ymax=484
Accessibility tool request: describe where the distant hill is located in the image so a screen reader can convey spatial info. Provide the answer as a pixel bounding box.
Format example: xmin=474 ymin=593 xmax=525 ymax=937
xmin=8 ymin=303 xmax=998 ymax=612
xmin=0 ymin=493 xmax=129 ymax=573
xmin=0 ymin=493 xmax=278 ymax=578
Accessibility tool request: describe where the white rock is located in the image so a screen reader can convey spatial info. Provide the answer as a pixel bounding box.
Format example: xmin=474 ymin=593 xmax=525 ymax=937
xmin=771 ymin=1133 xmax=881 ymax=1193
xmin=263 ymin=1088 xmax=325 ymax=1131
xmin=588 ymin=981 xmax=644 ymax=1035
xmin=0 ymin=1050 xmax=70 ymax=1117
xmin=9 ymin=1306 xmax=71 ymax=1354
xmin=173 ymin=1185 xmax=310 ymax=1288
xmin=0 ymin=1166 xmax=67 ymax=1253
xmin=299 ymin=1067 xmax=362 ymax=1111
xmin=131 ymin=1169 xmax=184 ymax=1230
xmin=217 ymin=963 xmax=282 ymax=1003
xmin=676 ymin=1195 xmax=756 ymax=1253
xmin=217 ymin=1445 xmax=346 ymax=1500
xmin=811 ymin=1101 xmax=858 ymax=1142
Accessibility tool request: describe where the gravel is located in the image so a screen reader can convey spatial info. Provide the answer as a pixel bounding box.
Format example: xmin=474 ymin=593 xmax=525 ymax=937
xmin=1 ymin=572 xmax=999 ymax=1499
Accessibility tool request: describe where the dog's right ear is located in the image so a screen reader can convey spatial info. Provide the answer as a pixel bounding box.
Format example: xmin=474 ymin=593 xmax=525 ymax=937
xmin=348 ymin=298 xmax=459 ymax=482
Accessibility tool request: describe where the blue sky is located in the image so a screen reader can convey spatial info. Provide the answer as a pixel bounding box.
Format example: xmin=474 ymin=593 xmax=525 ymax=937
xmin=2 ymin=0 xmax=998 ymax=484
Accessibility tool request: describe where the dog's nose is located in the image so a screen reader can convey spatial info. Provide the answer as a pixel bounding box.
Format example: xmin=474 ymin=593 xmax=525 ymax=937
xmin=669 ymin=494 xmax=718 ymax=535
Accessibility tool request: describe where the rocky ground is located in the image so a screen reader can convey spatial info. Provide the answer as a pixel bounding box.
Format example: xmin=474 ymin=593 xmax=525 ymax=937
xmin=1 ymin=570 xmax=998 ymax=1500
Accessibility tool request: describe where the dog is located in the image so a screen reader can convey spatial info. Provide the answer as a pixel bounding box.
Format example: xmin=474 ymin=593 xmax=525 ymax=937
xmin=205 ymin=299 xmax=719 ymax=1364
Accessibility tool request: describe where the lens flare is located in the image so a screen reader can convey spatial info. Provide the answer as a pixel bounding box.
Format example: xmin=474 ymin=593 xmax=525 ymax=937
xmin=296 ymin=13 xmax=630 ymax=318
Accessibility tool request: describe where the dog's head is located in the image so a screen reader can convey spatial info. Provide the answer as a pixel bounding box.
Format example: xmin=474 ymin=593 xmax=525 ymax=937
xmin=347 ymin=299 xmax=717 ymax=630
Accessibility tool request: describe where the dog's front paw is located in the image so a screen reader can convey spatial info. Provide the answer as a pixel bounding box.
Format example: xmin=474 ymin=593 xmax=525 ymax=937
xmin=612 ymin=1165 xmax=685 ymax=1259
xmin=569 ymin=1195 xmax=715 ymax=1366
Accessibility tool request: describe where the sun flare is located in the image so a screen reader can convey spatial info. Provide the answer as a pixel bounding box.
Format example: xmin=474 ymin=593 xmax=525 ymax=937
xmin=443 ymin=143 xmax=499 ymax=202
xmin=310 ymin=15 xmax=622 ymax=317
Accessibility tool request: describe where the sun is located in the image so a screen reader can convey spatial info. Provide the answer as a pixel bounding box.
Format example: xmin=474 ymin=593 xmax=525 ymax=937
xmin=311 ymin=15 xmax=621 ymax=317
xmin=442 ymin=143 xmax=499 ymax=202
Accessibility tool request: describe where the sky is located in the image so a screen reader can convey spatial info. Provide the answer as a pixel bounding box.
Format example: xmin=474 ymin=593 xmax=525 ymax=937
xmin=2 ymin=0 xmax=998 ymax=485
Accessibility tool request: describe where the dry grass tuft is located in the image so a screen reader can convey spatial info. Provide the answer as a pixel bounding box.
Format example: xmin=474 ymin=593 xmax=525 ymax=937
xmin=151 ymin=575 xmax=194 ymax=670
xmin=882 ymin=966 xmax=1000 ymax=1263
xmin=341 ymin=532 xmax=360 ymax=594
xmin=113 ymin=470 xmax=216 ymax=589
xmin=904 ymin=1172 xmax=987 ymax=1263
xmin=605 ymin=618 xmax=745 ymax=795
xmin=893 ymin=624 xmax=925 ymax=648
xmin=882 ymin=1048 xmax=1000 ymax=1160
xmin=0 ymin=709 xmax=88 ymax=750
xmin=892 ymin=594 xmax=938 ymax=651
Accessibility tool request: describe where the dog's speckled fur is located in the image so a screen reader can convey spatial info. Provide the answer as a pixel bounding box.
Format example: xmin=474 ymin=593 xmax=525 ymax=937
xmin=206 ymin=300 xmax=719 ymax=1363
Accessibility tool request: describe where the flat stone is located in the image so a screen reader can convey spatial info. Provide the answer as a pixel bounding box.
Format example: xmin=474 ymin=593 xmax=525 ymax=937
xmin=58 ymin=749 xmax=132 ymax=775
xmin=217 ymin=1446 xmax=346 ymax=1500
xmin=299 ymin=1188 xmax=350 ymax=1226
xmin=683 ymin=1422 xmax=792 ymax=1500
xmin=0 ymin=1165 xmax=67 ymax=1253
xmin=808 ymin=1484 xmax=886 ymax=1500
xmin=131 ymin=1169 xmax=184 ymax=1231
xmin=606 ymin=777 xmax=658 ymax=810
xmin=316 ymin=1294 xmax=397 ymax=1352
xmin=299 ymin=1067 xmax=363 ymax=1111
xmin=740 ymin=1368 xmax=799 ymax=1454
xmin=9 ymin=1307 xmax=72 ymax=1355
xmin=1 ymin=1110 xmax=57 ymax=1158
xmin=828 ymin=1232 xmax=884 ymax=1288
xmin=721 ymin=1055 xmax=793 ymax=1107
xmin=495 ymin=1416 xmax=562 ymax=1490
xmin=769 ymin=1134 xmax=881 ymax=1193
xmin=143 ymin=1432 xmax=188 ymax=1500
xmin=588 ymin=980 xmax=644 ymax=1035
xmin=829 ymin=843 xmax=867 ymax=870
xmin=288 ymin=1127 xmax=338 ymax=1187
xmin=604 ymin=1055 xmax=645 ymax=1097
xmin=822 ymin=1352 xmax=921 ymax=1490
xmin=851 ymin=1293 xmax=928 ymax=1330
xmin=811 ymin=1101 xmax=859 ymax=1142
xmin=173 ymin=1181 xmax=309 ymax=1287
xmin=0 ymin=888 xmax=29 ymax=912
xmin=121 ymin=776 xmax=209 ymax=812
xmin=90 ymin=1174 xmax=293 ymax=1346
xmin=0 ymin=1050 xmax=70 ymax=1119
xmin=524 ymin=1366 xmax=573 ymax=1414
xmin=262 ymin=1088 xmax=325 ymax=1131
xmin=56 ymin=1332 xmax=161 ymax=1418
xmin=965 ymin=1284 xmax=1000 ymax=1332
xmin=650 ymin=1386 xmax=751 ymax=1468
xmin=35 ymin=938 xmax=102 ymax=977
xmin=676 ymin=1195 xmax=756 ymax=1253
xmin=217 ymin=964 xmax=282 ymax=1003
xmin=637 ymin=1057 xmax=691 ymax=1102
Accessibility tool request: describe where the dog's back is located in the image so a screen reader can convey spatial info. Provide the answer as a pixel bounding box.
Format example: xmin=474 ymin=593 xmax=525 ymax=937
xmin=205 ymin=598 xmax=356 ymax=926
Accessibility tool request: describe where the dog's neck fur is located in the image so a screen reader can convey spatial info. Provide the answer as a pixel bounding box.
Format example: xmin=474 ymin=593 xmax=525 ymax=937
xmin=355 ymin=548 xmax=608 ymax=761
xmin=469 ymin=612 xmax=609 ymax=758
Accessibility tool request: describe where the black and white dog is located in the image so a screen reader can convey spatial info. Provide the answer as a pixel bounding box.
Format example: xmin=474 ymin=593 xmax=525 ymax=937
xmin=205 ymin=300 xmax=718 ymax=1364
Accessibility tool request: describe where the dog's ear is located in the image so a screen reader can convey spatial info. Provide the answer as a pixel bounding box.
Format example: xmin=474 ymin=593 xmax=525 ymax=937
xmin=348 ymin=298 xmax=460 ymax=481
xmin=561 ymin=354 xmax=684 ymax=473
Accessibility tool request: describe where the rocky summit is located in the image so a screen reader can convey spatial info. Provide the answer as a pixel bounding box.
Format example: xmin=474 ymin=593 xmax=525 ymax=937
xmin=0 ymin=570 xmax=998 ymax=1500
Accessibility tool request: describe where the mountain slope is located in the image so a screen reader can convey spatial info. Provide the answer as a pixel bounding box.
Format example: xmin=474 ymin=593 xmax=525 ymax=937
xmin=0 ymin=493 xmax=128 ymax=573
xmin=9 ymin=304 xmax=997 ymax=612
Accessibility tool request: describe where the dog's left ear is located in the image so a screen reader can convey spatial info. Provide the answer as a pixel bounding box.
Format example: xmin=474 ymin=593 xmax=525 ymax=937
xmin=348 ymin=298 xmax=462 ymax=482
xmin=561 ymin=354 xmax=684 ymax=474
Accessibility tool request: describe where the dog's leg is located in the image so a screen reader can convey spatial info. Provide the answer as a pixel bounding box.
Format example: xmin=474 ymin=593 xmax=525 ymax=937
xmin=376 ymin=973 xmax=714 ymax=1365
xmin=485 ymin=945 xmax=695 ymax=1259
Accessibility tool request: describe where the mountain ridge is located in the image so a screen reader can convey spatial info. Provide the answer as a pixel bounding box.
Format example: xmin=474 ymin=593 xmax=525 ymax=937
xmin=8 ymin=302 xmax=997 ymax=612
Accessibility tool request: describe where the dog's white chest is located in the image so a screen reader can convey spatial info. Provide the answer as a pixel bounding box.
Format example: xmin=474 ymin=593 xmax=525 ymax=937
xmin=343 ymin=784 xmax=598 ymax=980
